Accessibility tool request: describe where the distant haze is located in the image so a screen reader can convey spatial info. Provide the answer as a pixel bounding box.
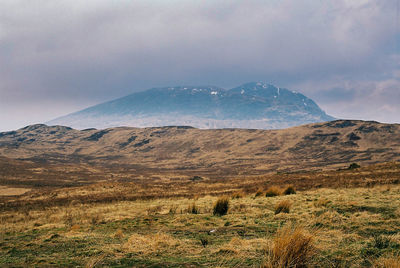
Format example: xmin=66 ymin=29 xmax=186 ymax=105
xmin=1 ymin=0 xmax=400 ymax=131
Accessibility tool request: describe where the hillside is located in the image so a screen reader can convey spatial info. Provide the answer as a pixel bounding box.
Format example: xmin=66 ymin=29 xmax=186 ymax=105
xmin=0 ymin=120 xmax=399 ymax=178
xmin=47 ymin=82 xmax=335 ymax=129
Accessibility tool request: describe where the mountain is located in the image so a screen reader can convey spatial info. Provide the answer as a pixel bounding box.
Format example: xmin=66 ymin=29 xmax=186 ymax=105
xmin=1 ymin=120 xmax=399 ymax=178
xmin=47 ymin=82 xmax=335 ymax=129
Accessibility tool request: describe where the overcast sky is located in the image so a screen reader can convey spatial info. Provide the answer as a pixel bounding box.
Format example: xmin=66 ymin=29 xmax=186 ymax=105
xmin=1 ymin=0 xmax=399 ymax=131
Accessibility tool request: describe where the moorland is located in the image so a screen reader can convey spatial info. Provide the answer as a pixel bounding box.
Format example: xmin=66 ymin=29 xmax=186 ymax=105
xmin=0 ymin=120 xmax=400 ymax=267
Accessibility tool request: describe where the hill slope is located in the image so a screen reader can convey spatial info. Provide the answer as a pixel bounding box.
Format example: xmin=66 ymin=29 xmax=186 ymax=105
xmin=47 ymin=82 xmax=334 ymax=129
xmin=0 ymin=120 xmax=399 ymax=175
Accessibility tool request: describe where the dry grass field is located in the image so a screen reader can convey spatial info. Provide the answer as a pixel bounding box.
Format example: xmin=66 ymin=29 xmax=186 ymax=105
xmin=1 ymin=162 xmax=400 ymax=267
xmin=1 ymin=121 xmax=400 ymax=267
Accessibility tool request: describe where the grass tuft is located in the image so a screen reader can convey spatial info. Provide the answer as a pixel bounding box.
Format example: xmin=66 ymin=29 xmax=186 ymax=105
xmin=263 ymin=225 xmax=315 ymax=268
xmin=283 ymin=185 xmax=296 ymax=195
xmin=275 ymin=200 xmax=292 ymax=214
xmin=213 ymin=196 xmax=229 ymax=216
xmin=188 ymin=202 xmax=200 ymax=214
xmin=114 ymin=229 xmax=124 ymax=239
xmin=255 ymin=188 xmax=264 ymax=197
xmin=265 ymin=186 xmax=282 ymax=197
xmin=231 ymin=191 xmax=245 ymax=199
xmin=373 ymin=255 xmax=400 ymax=268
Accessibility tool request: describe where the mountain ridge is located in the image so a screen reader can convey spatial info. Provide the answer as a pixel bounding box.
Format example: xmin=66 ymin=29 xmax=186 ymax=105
xmin=47 ymin=82 xmax=335 ymax=129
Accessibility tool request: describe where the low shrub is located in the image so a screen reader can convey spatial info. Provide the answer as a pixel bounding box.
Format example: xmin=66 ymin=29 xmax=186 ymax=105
xmin=265 ymin=186 xmax=282 ymax=197
xmin=213 ymin=196 xmax=229 ymax=216
xmin=275 ymin=200 xmax=292 ymax=214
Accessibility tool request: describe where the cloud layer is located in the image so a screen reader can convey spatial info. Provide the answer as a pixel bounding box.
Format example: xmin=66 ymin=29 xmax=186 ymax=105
xmin=1 ymin=0 xmax=399 ymax=130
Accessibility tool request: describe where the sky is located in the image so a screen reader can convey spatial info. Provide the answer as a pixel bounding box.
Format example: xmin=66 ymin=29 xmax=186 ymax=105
xmin=1 ymin=0 xmax=400 ymax=131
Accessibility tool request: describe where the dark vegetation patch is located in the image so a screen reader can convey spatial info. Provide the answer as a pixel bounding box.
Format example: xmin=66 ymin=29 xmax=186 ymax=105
xmin=304 ymin=132 xmax=340 ymax=141
xmin=348 ymin=163 xmax=360 ymax=170
xmin=357 ymin=125 xmax=379 ymax=133
xmin=133 ymin=139 xmax=151 ymax=147
xmin=262 ymin=146 xmax=280 ymax=151
xmin=150 ymin=130 xmax=168 ymax=137
xmin=120 ymin=136 xmax=137 ymax=148
xmin=380 ymin=125 xmax=396 ymax=133
xmin=0 ymin=131 xmax=17 ymax=138
xmin=326 ymin=120 xmax=357 ymax=128
xmin=334 ymin=205 xmax=396 ymax=218
xmin=329 ymin=136 xmax=339 ymax=143
xmin=189 ymin=147 xmax=200 ymax=154
xmin=84 ymin=130 xmax=111 ymax=141
xmin=348 ymin=132 xmax=361 ymax=141
xmin=189 ymin=176 xmax=203 ymax=181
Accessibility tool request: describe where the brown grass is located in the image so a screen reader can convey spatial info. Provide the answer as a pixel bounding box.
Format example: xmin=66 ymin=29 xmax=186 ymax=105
xmin=255 ymin=188 xmax=264 ymax=197
xmin=373 ymin=255 xmax=400 ymax=268
xmin=123 ymin=233 xmax=182 ymax=255
xmin=114 ymin=229 xmax=124 ymax=239
xmin=231 ymin=191 xmax=245 ymax=199
xmin=263 ymin=225 xmax=315 ymax=268
xmin=283 ymin=185 xmax=296 ymax=195
xmin=0 ymin=184 xmax=400 ymax=266
xmin=265 ymin=186 xmax=282 ymax=197
xmin=314 ymin=198 xmax=331 ymax=208
xmin=1 ymin=162 xmax=400 ymax=212
xmin=187 ymin=202 xmax=199 ymax=214
xmin=275 ymin=200 xmax=292 ymax=214
xmin=213 ymin=196 xmax=229 ymax=216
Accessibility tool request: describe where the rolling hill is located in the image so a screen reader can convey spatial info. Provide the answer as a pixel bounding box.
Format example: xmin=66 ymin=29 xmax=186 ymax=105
xmin=0 ymin=120 xmax=399 ymax=177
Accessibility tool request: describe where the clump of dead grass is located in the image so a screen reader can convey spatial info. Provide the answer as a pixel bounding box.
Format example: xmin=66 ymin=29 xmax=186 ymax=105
xmin=231 ymin=191 xmax=245 ymax=199
xmin=265 ymin=186 xmax=282 ymax=197
xmin=213 ymin=196 xmax=229 ymax=216
xmin=275 ymin=200 xmax=292 ymax=215
xmin=314 ymin=198 xmax=331 ymax=208
xmin=114 ymin=229 xmax=124 ymax=239
xmin=263 ymin=225 xmax=315 ymax=268
xmin=255 ymin=188 xmax=264 ymax=197
xmin=187 ymin=202 xmax=200 ymax=214
xmin=283 ymin=185 xmax=296 ymax=195
xmin=373 ymin=255 xmax=400 ymax=268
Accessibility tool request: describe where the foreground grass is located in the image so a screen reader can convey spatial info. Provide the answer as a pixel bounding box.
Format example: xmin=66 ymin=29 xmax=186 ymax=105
xmin=1 ymin=185 xmax=400 ymax=267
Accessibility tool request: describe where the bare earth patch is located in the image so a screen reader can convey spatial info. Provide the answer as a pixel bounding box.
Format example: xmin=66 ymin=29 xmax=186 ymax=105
xmin=0 ymin=186 xmax=30 ymax=196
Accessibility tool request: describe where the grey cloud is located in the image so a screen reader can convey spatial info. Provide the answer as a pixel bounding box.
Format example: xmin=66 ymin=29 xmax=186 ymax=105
xmin=0 ymin=0 xmax=399 ymax=131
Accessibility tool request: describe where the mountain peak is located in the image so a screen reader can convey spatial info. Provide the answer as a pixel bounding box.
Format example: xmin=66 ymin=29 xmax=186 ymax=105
xmin=47 ymin=82 xmax=335 ymax=129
